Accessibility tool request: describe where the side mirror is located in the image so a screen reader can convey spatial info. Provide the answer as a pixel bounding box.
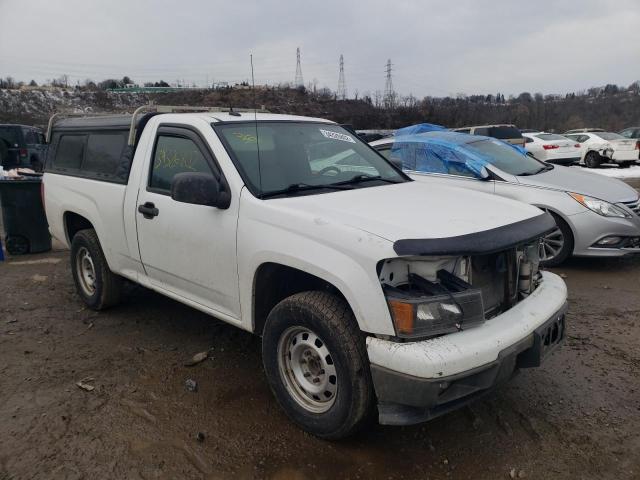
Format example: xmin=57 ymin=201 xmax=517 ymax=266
xmin=478 ymin=166 xmax=491 ymax=180
xmin=171 ymin=172 xmax=230 ymax=209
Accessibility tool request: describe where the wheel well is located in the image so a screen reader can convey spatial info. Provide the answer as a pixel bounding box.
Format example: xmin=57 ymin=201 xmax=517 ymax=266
xmin=536 ymin=207 xmax=575 ymax=248
xmin=253 ymin=263 xmax=348 ymax=336
xmin=64 ymin=212 xmax=93 ymax=243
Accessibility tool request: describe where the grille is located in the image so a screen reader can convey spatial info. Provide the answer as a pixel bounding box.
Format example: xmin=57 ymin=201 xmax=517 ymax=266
xmin=470 ymin=249 xmax=519 ymax=319
xmin=621 ymin=198 xmax=640 ymax=216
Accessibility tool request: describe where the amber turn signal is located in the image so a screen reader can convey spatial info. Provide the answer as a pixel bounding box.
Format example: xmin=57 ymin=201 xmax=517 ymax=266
xmin=388 ymin=300 xmax=415 ymax=335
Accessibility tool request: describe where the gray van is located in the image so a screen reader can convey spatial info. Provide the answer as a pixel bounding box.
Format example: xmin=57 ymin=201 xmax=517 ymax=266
xmin=0 ymin=124 xmax=48 ymax=171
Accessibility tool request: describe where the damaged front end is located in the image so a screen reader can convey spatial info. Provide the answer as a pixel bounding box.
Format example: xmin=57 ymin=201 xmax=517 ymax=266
xmin=368 ymin=213 xmax=567 ymax=426
xmin=379 ymin=242 xmax=542 ymax=340
xmin=378 ymin=213 xmax=555 ymax=341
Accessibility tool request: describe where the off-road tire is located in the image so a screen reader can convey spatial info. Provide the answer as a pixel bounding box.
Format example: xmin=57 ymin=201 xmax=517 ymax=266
xmin=584 ymin=151 xmax=601 ymax=168
xmin=541 ymin=212 xmax=574 ymax=268
xmin=262 ymin=291 xmax=375 ymax=440
xmin=70 ymin=228 xmax=123 ymax=310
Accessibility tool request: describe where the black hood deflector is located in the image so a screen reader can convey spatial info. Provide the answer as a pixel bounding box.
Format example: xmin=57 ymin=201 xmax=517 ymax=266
xmin=393 ymin=213 xmax=555 ymax=256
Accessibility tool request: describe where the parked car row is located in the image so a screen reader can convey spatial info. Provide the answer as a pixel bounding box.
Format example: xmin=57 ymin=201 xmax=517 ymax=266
xmin=451 ymin=124 xmax=640 ymax=168
xmin=522 ymin=127 xmax=640 ymax=168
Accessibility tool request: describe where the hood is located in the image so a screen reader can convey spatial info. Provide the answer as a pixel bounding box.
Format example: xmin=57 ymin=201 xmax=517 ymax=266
xmin=272 ymin=181 xmax=545 ymax=243
xmin=516 ymin=165 xmax=639 ymax=203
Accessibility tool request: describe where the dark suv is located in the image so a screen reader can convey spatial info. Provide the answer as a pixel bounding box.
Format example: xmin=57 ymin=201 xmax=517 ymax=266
xmin=0 ymin=124 xmax=48 ymax=171
xmin=452 ymin=124 xmax=525 ymax=147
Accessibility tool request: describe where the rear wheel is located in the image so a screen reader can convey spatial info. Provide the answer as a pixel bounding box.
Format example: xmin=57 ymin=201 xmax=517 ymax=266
xmin=262 ymin=291 xmax=375 ymax=439
xmin=584 ymin=151 xmax=601 ymax=168
xmin=70 ymin=229 xmax=123 ymax=310
xmin=540 ymin=212 xmax=574 ymax=267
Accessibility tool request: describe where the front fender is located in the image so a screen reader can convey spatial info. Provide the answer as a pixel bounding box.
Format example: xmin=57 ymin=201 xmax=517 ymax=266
xmin=236 ymin=200 xmax=397 ymax=335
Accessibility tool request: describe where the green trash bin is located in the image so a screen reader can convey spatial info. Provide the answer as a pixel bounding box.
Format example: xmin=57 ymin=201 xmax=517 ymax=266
xmin=0 ymin=177 xmax=51 ymax=255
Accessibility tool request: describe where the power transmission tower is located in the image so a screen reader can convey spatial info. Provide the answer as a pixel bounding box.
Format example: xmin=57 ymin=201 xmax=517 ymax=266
xmin=384 ymin=59 xmax=395 ymax=108
xmin=295 ymin=47 xmax=304 ymax=87
xmin=337 ymin=54 xmax=347 ymax=100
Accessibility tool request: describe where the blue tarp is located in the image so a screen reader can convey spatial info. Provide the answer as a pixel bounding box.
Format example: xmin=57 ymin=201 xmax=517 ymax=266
xmin=394 ymin=123 xmax=446 ymax=136
xmin=390 ymin=130 xmax=492 ymax=178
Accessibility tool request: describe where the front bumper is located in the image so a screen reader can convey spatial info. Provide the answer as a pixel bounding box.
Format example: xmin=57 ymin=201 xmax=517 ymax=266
xmin=568 ymin=209 xmax=640 ymax=257
xmin=366 ymin=271 xmax=568 ymax=425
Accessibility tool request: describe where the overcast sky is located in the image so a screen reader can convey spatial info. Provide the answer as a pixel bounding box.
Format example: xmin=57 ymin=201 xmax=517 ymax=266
xmin=1 ymin=0 xmax=639 ymax=98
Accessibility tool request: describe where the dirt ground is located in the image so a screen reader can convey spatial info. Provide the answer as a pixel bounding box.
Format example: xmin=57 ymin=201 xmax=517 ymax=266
xmin=1 ymin=183 xmax=639 ymax=479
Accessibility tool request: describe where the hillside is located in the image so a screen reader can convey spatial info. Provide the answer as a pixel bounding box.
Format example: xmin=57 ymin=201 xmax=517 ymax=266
xmin=1 ymin=85 xmax=639 ymax=132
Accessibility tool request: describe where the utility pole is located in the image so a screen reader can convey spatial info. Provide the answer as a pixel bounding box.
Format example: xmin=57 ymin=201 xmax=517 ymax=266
xmin=384 ymin=59 xmax=395 ymax=108
xmin=337 ymin=54 xmax=347 ymax=100
xmin=295 ymin=47 xmax=304 ymax=88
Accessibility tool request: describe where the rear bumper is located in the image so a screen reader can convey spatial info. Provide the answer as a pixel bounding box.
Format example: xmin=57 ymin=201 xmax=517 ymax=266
xmin=610 ymin=151 xmax=638 ymax=162
xmin=366 ymin=271 xmax=568 ymax=425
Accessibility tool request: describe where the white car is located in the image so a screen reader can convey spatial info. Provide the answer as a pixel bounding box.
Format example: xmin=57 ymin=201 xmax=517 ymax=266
xmin=522 ymin=132 xmax=581 ymax=166
xmin=43 ymin=107 xmax=567 ymax=439
xmin=564 ymin=131 xmax=639 ymax=168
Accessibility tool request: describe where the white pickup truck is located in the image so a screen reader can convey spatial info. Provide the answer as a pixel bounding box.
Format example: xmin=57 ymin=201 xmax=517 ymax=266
xmin=43 ymin=106 xmax=568 ymax=439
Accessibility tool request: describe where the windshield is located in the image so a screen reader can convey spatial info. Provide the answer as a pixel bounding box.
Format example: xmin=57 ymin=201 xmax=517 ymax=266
xmin=464 ymin=138 xmax=547 ymax=176
xmin=594 ymin=132 xmax=625 ymax=141
xmin=214 ymin=122 xmax=406 ymax=197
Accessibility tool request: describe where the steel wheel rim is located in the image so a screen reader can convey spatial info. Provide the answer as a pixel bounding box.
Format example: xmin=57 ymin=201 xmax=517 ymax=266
xmin=277 ymin=327 xmax=338 ymax=413
xmin=539 ymin=226 xmax=564 ymax=262
xmin=76 ymin=247 xmax=97 ymax=296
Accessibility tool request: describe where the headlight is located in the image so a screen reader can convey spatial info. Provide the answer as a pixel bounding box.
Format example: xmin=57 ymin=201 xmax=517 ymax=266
xmin=386 ymin=288 xmax=485 ymax=339
xmin=568 ymin=192 xmax=631 ymax=218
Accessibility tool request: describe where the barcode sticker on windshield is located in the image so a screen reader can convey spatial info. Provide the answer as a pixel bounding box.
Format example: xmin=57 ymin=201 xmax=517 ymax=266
xmin=320 ymin=129 xmax=356 ymax=143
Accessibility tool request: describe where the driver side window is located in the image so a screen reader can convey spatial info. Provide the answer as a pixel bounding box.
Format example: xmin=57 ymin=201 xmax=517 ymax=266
xmin=150 ymin=134 xmax=213 ymax=193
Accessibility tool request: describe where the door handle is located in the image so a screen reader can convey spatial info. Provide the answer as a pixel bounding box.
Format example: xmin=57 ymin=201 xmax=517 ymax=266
xmin=138 ymin=202 xmax=159 ymax=219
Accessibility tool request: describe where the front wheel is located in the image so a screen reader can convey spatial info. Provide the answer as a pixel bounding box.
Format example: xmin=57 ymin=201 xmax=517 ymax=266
xmin=70 ymin=229 xmax=123 ymax=310
xmin=262 ymin=291 xmax=375 ymax=439
xmin=539 ymin=212 xmax=574 ymax=267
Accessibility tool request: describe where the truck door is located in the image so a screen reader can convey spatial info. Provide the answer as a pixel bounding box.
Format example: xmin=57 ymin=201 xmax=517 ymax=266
xmin=135 ymin=125 xmax=241 ymax=322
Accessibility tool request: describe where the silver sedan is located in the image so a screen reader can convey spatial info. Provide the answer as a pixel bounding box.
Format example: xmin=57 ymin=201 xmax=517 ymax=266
xmin=371 ymin=131 xmax=640 ymax=266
